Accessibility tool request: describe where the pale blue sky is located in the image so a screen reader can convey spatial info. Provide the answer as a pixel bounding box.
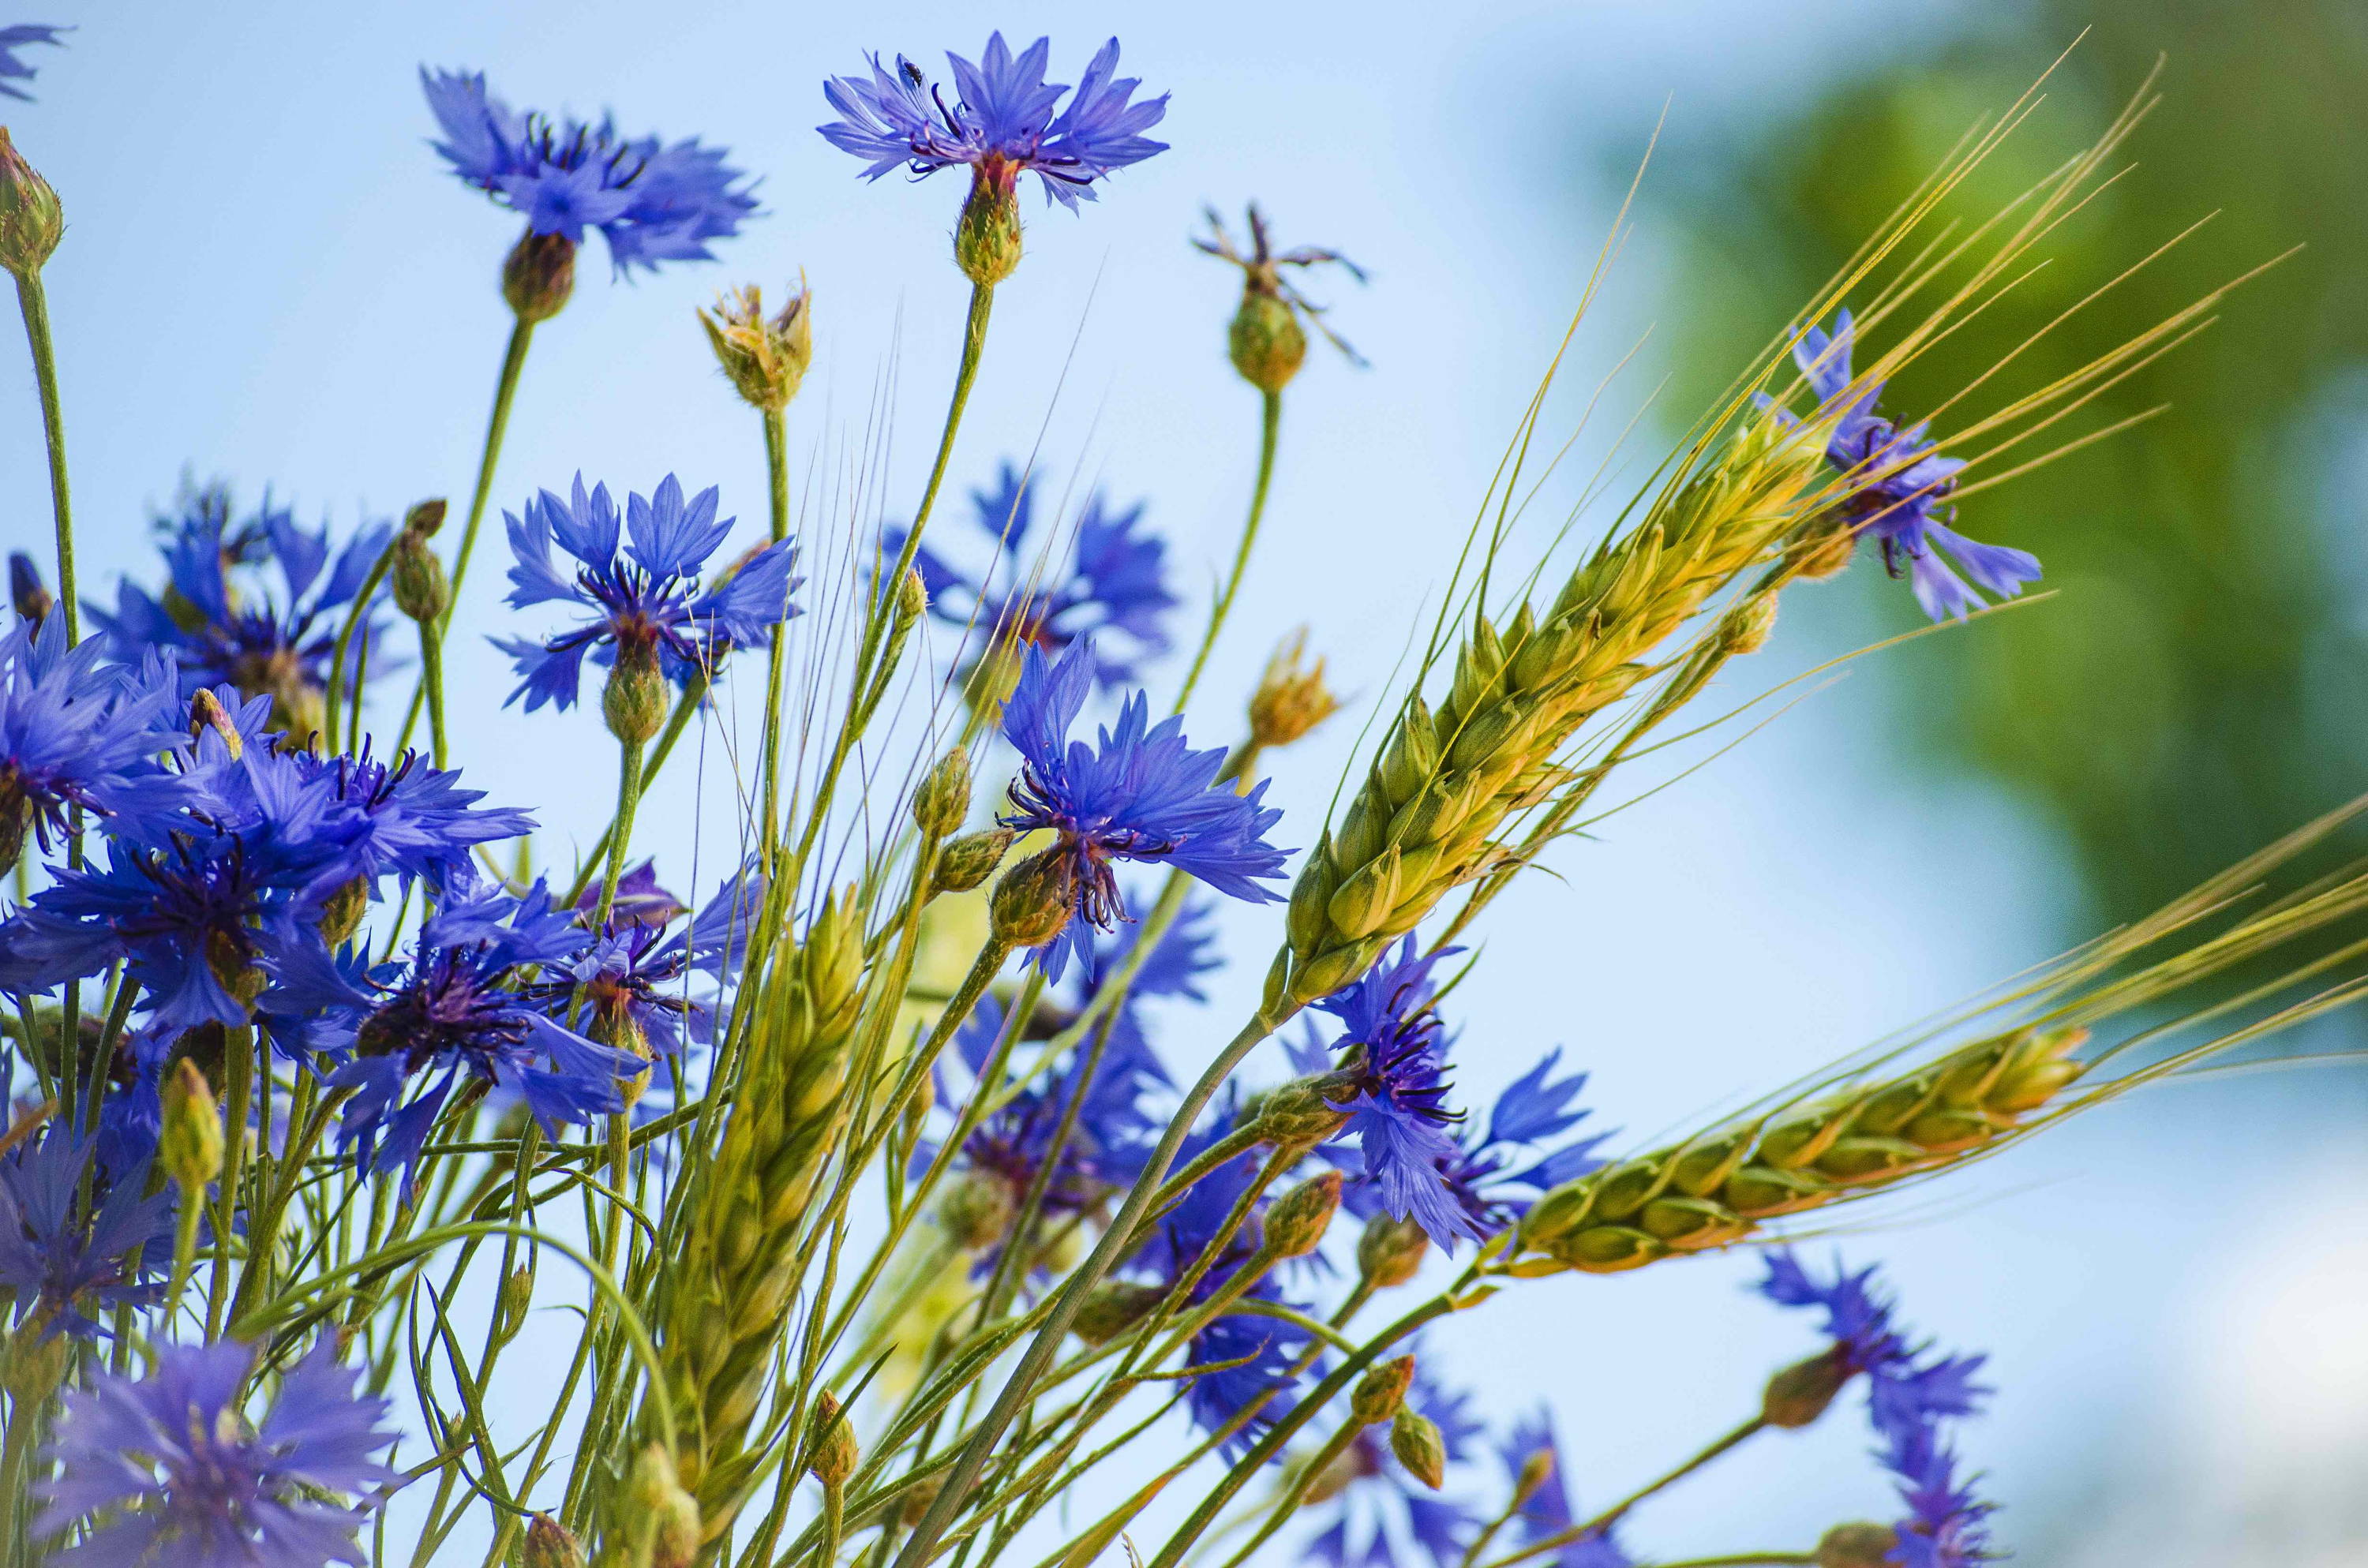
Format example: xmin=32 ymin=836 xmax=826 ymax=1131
xmin=5 ymin=2 xmax=2359 ymax=1560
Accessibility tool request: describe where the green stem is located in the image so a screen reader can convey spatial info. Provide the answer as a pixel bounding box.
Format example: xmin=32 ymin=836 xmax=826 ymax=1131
xmin=1214 ymin=1417 xmax=1362 ymax=1568
xmin=205 ymin=1024 xmax=257 ymax=1341
xmin=13 ymin=270 xmax=74 ymax=645
xmin=759 ymin=406 xmax=791 ymax=859
xmin=561 ymin=675 xmax=710 ymax=908
xmin=1175 ymin=388 xmax=1281 ymax=712
xmin=397 ymin=314 xmax=535 ymax=753
xmin=595 ymin=739 xmax=648 ymax=930
xmin=321 ymin=536 xmax=399 ymax=757
xmin=1475 ymin=1417 xmax=1770 ymax=1568
xmin=419 ymin=623 xmax=450 ymax=769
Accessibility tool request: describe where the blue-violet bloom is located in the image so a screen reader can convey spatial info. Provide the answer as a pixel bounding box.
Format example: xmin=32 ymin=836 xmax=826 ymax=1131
xmin=820 ymin=33 xmax=1167 ymax=209
xmin=0 ymin=1128 xmax=173 ymax=1338
xmin=494 ymin=473 xmax=800 ymax=713
xmin=0 ymin=23 xmax=64 ymax=102
xmin=998 ymin=639 xmax=1289 ymax=979
xmin=422 ymin=69 xmax=755 ymax=273
xmin=39 ymin=1337 xmax=400 ymax=1568
xmin=0 ymin=614 xmax=187 ymax=870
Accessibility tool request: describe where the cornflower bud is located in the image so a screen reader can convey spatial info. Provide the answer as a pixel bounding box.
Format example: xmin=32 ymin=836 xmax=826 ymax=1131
xmin=189 ymin=688 xmax=243 ymax=759
xmin=1073 ymin=1280 xmax=1167 ymax=1345
xmin=1789 ymin=512 xmax=1858 ymax=581
xmin=934 ymin=828 xmax=1017 ymax=896
xmin=9 ymin=552 xmax=51 ymax=624
xmin=1761 ymin=1345 xmax=1853 ymax=1428
xmin=898 ymin=1475 xmax=943 ymax=1528
xmin=626 ymin=1444 xmax=700 ymax=1568
xmin=699 ymin=280 xmax=814 ymax=413
xmin=939 ymin=1173 xmax=1014 ymax=1251
xmin=1262 ymin=1170 xmax=1343 ymax=1258
xmin=1815 ymin=1522 xmax=1901 ymax=1568
xmin=1246 ymin=1074 xmax=1354 ymax=1151
xmin=391 ymin=508 xmax=451 ymax=626
xmin=991 ymin=848 xmax=1075 ymax=949
xmin=806 ymin=1391 xmax=860 ymax=1487
xmin=1249 ymin=630 xmax=1340 ymax=750
xmin=954 ymin=174 xmax=1023 ymax=286
xmin=523 ymin=1514 xmax=587 ymax=1568
xmin=913 ymin=748 xmax=973 ymax=840
xmin=1356 ymin=1214 xmax=1429 ymax=1289
xmin=1512 ymin=1445 xmax=1556 ymax=1506
xmin=317 ymin=877 xmax=371 ymax=949
xmin=159 ymin=1058 xmax=223 ymax=1193
xmin=1351 ymin=1354 xmax=1415 ymax=1425
xmin=1718 ymin=593 xmax=1778 ymax=657
xmin=1299 ymin=1443 xmax=1362 ymax=1506
xmin=1229 ymin=289 xmax=1305 ymax=395
xmin=0 ymin=129 xmax=63 ymax=279
xmin=895 ymin=563 xmax=928 ymax=629
xmin=602 ymin=642 xmax=669 ymax=748
xmin=493 ymin=1263 xmax=535 ymax=1345
xmin=1389 ymin=1408 xmax=1446 ymax=1490
xmin=503 ymin=229 xmax=577 ymax=324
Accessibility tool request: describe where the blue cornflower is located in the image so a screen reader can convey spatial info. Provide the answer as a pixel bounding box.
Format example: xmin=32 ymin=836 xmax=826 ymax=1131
xmin=1328 ymin=1046 xmax=1610 ymax=1248
xmin=1305 ymin=1359 xmax=1483 ymax=1568
xmin=1758 ymin=1252 xmax=1997 ymax=1566
xmin=892 ymin=461 xmax=1177 ymax=689
xmin=0 ymin=1128 xmax=174 ymax=1338
xmin=422 ymin=69 xmax=755 ymax=274
xmin=0 ymin=24 xmax=64 ymax=102
xmin=1763 ymin=311 xmax=2040 ymax=620
xmin=283 ymin=743 xmax=535 ymax=896
xmin=998 ymin=640 xmax=1289 ymax=979
xmin=1291 ymin=941 xmax=1473 ymax=1249
xmin=820 ymin=34 xmax=1167 ymax=210
xmin=0 ymin=613 xmax=187 ymax=872
xmin=1497 ymin=1414 xmax=1633 ymax=1568
xmin=88 ymin=487 xmax=392 ymax=739
xmin=38 ymin=1337 xmax=400 ymax=1568
xmin=493 ymin=474 xmax=800 ymax=713
xmin=529 ymin=862 xmax=765 ymax=1058
xmin=260 ymin=868 xmax=630 ymax=1181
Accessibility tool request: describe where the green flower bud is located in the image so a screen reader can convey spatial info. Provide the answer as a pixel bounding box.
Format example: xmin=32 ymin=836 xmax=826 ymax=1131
xmin=1789 ymin=513 xmax=1858 ymax=581
xmin=502 ymin=229 xmax=576 ymax=324
xmin=991 ymin=848 xmax=1075 ymax=949
xmin=1262 ymin=1170 xmax=1342 ymax=1259
xmin=1351 ymin=1354 xmax=1415 ymax=1425
xmin=1763 ymin=1345 xmax=1853 ymax=1428
xmin=962 ymin=636 xmax=1028 ymax=716
xmin=493 ymin=1263 xmax=534 ymax=1345
xmin=602 ymin=642 xmax=670 ymax=748
xmin=1719 ymin=593 xmax=1778 ymax=657
xmin=316 ymin=877 xmax=372 ymax=950
xmin=1246 ymin=1074 xmax=1353 ymax=1151
xmin=913 ymin=748 xmax=973 ymax=840
xmin=954 ymin=174 xmax=1023 ymax=286
xmin=0 ymin=128 xmax=62 ymax=279
xmin=807 ymin=1390 xmax=860 ymax=1487
xmin=939 ymin=1173 xmax=1014 ymax=1251
xmin=625 ymin=1444 xmax=700 ymax=1568
xmin=523 ymin=1514 xmax=587 ymax=1568
xmin=1356 ymin=1213 xmax=1429 ymax=1289
xmin=159 ymin=1057 xmax=223 ymax=1193
xmin=1249 ymin=630 xmax=1339 ymax=749
xmin=1229 ymin=289 xmax=1306 ymax=395
xmin=0 ymin=789 xmax=23 ymax=882
xmin=1512 ymin=1446 xmax=1556 ymax=1506
xmin=1815 ymin=1522 xmax=1901 ymax=1568
xmin=11 ymin=553 xmax=53 ymax=623
xmin=933 ymin=827 xmax=1017 ymax=896
xmin=189 ymin=688 xmax=244 ymax=760
xmin=1073 ymin=1280 xmax=1167 ymax=1345
xmin=391 ymin=530 xmax=450 ymax=624
xmin=699 ymin=279 xmax=814 ymax=413
xmin=898 ymin=1474 xmax=944 ymax=1528
xmin=1389 ymin=1408 xmax=1446 ymax=1490
xmin=1298 ymin=1443 xmax=1362 ymax=1506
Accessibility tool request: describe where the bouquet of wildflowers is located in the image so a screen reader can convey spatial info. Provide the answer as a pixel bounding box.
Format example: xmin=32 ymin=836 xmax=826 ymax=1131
xmin=0 ymin=25 xmax=2358 ymax=1568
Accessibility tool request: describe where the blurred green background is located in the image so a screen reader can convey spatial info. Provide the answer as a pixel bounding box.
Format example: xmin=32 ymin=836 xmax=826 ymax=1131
xmin=1648 ymin=1 xmax=2368 ymax=935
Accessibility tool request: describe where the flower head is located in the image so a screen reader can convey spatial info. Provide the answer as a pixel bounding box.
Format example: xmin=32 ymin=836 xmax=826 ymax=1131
xmin=280 ymin=743 xmax=535 ymax=897
xmin=998 ymin=640 xmax=1289 ymax=979
xmin=894 ymin=461 xmax=1177 ymax=691
xmin=1196 ymin=204 xmax=1368 ymax=391
xmin=39 ymin=1337 xmax=400 ymax=1568
xmin=88 ymin=486 xmax=392 ymax=739
xmin=0 ymin=1127 xmax=174 ymax=1338
xmin=260 ymin=869 xmax=629 ymax=1181
xmin=0 ymin=24 xmax=65 ymax=103
xmin=0 ymin=614 xmax=187 ymax=872
xmin=529 ymin=862 xmax=765 ymax=1059
xmin=1497 ymin=1414 xmax=1632 ymax=1568
xmin=421 ymin=68 xmax=755 ymax=273
xmin=819 ymin=34 xmax=1167 ymax=210
xmin=494 ymin=473 xmax=800 ymax=713
xmin=1761 ymin=312 xmax=2040 ymax=620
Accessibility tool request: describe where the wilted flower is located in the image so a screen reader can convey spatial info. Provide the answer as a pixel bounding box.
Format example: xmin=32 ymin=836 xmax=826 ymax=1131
xmin=493 ymin=473 xmax=800 ymax=713
xmin=421 ymin=68 xmax=755 ymax=275
xmin=1196 ymin=204 xmax=1367 ymax=393
xmin=997 ymin=640 xmax=1290 ymax=979
xmin=1763 ymin=311 xmax=2040 ymax=620
xmin=699 ymin=281 xmax=814 ymax=413
xmin=87 ymin=486 xmax=393 ymax=739
xmin=819 ymin=34 xmax=1167 ymax=210
xmin=890 ymin=461 xmax=1177 ymax=692
xmin=38 ymin=1338 xmax=401 ymax=1567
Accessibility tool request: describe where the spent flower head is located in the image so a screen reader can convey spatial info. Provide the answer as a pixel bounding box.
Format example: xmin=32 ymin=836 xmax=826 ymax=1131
xmin=1197 ymin=204 xmax=1367 ymax=391
xmin=421 ymin=68 xmax=755 ymax=275
xmin=38 ymin=1337 xmax=401 ymax=1568
xmin=997 ymin=639 xmax=1290 ymax=979
xmin=699 ymin=279 xmax=814 ymax=412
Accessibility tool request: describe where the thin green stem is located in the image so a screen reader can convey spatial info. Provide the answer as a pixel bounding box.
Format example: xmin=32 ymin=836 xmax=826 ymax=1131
xmin=321 ymin=536 xmax=398 ymax=754
xmin=759 ymin=405 xmax=792 ymax=859
xmin=419 ymin=624 xmax=450 ymax=769
xmin=205 ymin=1024 xmax=257 ymax=1341
xmin=1175 ymin=388 xmax=1281 ymax=712
xmin=595 ymin=739 xmax=648 ymax=930
xmin=13 ymin=271 xmax=74 ymax=645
